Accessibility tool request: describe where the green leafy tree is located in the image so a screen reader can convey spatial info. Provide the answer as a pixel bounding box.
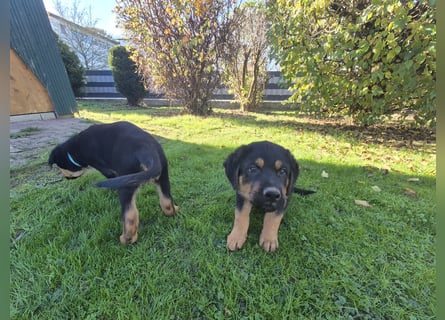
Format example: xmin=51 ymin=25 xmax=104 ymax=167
xmin=115 ymin=0 xmax=241 ymax=115
xmin=108 ymin=45 xmax=146 ymax=106
xmin=222 ymin=2 xmax=269 ymax=112
xmin=53 ymin=0 xmax=115 ymax=70
xmin=268 ymin=0 xmax=436 ymax=127
xmin=55 ymin=33 xmax=85 ymax=97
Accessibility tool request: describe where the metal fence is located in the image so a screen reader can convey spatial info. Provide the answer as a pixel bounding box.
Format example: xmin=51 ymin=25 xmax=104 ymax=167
xmin=83 ymin=70 xmax=294 ymax=101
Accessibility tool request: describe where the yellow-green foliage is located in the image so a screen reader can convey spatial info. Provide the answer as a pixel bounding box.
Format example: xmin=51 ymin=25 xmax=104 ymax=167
xmin=115 ymin=0 xmax=241 ymax=115
xmin=268 ymin=0 xmax=436 ymax=127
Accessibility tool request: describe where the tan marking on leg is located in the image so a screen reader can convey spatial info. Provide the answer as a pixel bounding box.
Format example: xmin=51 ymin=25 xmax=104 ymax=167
xmin=275 ymin=160 xmax=283 ymax=171
xmin=155 ymin=184 xmax=178 ymax=216
xmin=120 ymin=192 xmax=139 ymax=244
xmin=259 ymin=211 xmax=284 ymax=252
xmin=227 ymin=201 xmax=252 ymax=251
xmin=255 ymin=158 xmax=264 ymax=169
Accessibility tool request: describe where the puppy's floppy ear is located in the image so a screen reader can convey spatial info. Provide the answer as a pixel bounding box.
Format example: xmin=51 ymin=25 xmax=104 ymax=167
xmin=48 ymin=144 xmax=64 ymax=168
xmin=48 ymin=145 xmax=60 ymax=168
xmin=223 ymin=146 xmax=246 ymax=189
xmin=285 ymin=149 xmax=300 ymax=196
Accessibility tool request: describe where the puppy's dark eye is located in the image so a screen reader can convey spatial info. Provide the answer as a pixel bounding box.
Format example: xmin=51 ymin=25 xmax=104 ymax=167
xmin=247 ymin=165 xmax=259 ymax=174
xmin=277 ymin=168 xmax=287 ymax=176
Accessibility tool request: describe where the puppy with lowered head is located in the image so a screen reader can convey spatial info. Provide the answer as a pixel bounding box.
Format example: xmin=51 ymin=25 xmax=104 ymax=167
xmin=48 ymin=121 xmax=178 ymax=244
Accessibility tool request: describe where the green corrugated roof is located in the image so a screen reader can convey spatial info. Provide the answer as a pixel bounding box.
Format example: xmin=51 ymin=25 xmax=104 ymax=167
xmin=10 ymin=0 xmax=77 ymax=116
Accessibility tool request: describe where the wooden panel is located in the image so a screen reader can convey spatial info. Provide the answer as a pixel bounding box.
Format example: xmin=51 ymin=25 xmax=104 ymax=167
xmin=10 ymin=49 xmax=54 ymax=115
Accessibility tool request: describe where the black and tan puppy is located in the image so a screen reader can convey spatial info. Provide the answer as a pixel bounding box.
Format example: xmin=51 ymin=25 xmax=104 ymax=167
xmin=48 ymin=121 xmax=178 ymax=244
xmin=224 ymin=141 xmax=314 ymax=252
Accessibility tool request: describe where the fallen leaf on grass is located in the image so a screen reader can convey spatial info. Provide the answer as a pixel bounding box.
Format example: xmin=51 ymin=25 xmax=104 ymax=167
xmin=404 ymin=188 xmax=418 ymax=198
xmin=321 ymin=170 xmax=329 ymax=178
xmin=355 ymin=200 xmax=372 ymax=207
xmin=371 ymin=186 xmax=381 ymax=192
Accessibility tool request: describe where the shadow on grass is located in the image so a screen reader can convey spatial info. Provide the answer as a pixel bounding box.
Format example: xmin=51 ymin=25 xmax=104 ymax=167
xmin=212 ymin=110 xmax=435 ymax=153
xmin=10 ymin=123 xmax=436 ymax=222
xmin=12 ymin=134 xmax=435 ymax=237
xmin=80 ymin=101 xmax=435 ymax=154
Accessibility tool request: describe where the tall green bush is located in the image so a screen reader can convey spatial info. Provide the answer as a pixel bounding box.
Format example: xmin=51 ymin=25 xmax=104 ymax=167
xmin=268 ymin=0 xmax=436 ymax=127
xmin=108 ymin=46 xmax=146 ymax=106
xmin=55 ymin=33 xmax=85 ymax=97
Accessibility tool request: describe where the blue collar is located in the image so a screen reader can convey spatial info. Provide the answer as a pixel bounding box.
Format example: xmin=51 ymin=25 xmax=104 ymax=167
xmin=67 ymin=152 xmax=82 ymax=168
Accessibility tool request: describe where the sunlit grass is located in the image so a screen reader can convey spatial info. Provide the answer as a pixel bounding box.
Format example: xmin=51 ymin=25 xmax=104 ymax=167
xmin=10 ymin=100 xmax=435 ymax=319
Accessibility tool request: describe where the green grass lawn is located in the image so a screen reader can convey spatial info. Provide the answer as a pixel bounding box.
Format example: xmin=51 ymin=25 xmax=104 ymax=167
xmin=10 ymin=101 xmax=436 ymax=319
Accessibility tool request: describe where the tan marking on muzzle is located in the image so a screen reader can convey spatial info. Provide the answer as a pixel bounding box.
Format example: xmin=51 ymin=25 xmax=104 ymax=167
xmin=238 ymin=176 xmax=261 ymax=202
xmin=59 ymin=168 xmax=87 ymax=178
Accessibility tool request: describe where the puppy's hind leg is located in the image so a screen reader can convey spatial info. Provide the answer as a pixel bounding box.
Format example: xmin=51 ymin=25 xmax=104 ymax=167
xmin=154 ymin=165 xmax=178 ymax=216
xmin=118 ymin=187 xmax=140 ymax=245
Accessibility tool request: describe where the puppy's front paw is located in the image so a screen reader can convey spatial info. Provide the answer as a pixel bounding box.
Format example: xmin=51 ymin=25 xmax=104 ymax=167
xmin=259 ymin=235 xmax=279 ymax=252
xmin=227 ymin=231 xmax=247 ymax=251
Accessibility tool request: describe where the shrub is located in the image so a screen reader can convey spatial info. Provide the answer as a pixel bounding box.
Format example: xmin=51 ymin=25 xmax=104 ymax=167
xmin=114 ymin=0 xmax=242 ymax=115
xmin=222 ymin=3 xmax=269 ymax=112
xmin=269 ymin=0 xmax=436 ymax=127
xmin=108 ymin=46 xmax=146 ymax=106
xmin=55 ymin=33 xmax=85 ymax=97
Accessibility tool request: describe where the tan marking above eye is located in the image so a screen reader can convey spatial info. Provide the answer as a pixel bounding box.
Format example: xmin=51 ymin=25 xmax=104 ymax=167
xmin=255 ymin=158 xmax=264 ymax=169
xmin=275 ymin=160 xmax=283 ymax=171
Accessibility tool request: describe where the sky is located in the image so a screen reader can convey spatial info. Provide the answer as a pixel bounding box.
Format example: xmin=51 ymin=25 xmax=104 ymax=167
xmin=42 ymin=0 xmax=123 ymax=38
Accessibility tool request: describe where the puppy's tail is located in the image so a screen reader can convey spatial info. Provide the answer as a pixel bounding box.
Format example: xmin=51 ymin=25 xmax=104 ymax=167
xmin=294 ymin=187 xmax=316 ymax=196
xmin=96 ymin=170 xmax=159 ymax=189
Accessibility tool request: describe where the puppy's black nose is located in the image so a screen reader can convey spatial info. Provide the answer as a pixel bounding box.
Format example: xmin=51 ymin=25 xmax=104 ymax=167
xmin=263 ymin=187 xmax=281 ymax=200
